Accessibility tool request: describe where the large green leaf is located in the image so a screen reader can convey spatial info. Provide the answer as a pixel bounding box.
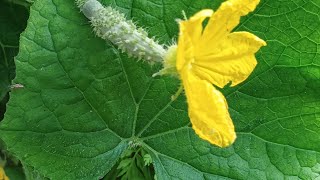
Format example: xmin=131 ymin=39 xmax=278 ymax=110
xmin=0 ymin=0 xmax=320 ymax=179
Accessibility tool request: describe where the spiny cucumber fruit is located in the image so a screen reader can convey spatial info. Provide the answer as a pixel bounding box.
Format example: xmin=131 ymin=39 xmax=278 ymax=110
xmin=76 ymin=0 xmax=166 ymax=63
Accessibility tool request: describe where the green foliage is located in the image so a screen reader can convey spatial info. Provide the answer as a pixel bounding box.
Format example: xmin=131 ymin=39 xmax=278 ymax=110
xmin=0 ymin=0 xmax=320 ymax=180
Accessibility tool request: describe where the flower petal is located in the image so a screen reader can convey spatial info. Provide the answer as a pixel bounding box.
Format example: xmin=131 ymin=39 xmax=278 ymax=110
xmin=198 ymin=0 xmax=260 ymax=53
xmin=182 ymin=9 xmax=213 ymax=45
xmin=0 ymin=167 xmax=9 ymax=180
xmin=176 ymin=10 xmax=213 ymax=72
xmin=181 ymin=69 xmax=236 ymax=147
xmin=193 ymin=31 xmax=266 ymax=88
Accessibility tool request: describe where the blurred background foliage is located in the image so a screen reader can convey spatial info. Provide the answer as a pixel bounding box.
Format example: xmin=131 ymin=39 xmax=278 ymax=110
xmin=0 ymin=0 xmax=29 ymax=179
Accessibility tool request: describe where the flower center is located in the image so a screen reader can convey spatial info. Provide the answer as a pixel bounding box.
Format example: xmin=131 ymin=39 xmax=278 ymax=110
xmin=153 ymin=45 xmax=179 ymax=77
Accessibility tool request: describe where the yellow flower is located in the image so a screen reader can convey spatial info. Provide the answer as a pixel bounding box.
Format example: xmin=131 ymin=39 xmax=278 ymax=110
xmin=0 ymin=166 xmax=9 ymax=180
xmin=173 ymin=0 xmax=266 ymax=147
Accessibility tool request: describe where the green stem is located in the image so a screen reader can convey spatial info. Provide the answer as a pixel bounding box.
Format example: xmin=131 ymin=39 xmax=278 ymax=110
xmin=171 ymin=84 xmax=184 ymax=101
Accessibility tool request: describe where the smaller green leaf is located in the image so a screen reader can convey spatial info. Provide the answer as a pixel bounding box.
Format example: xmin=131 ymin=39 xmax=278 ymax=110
xmin=117 ymin=159 xmax=132 ymax=170
xmin=136 ymin=155 xmax=153 ymax=180
xmin=127 ymin=162 xmax=144 ymax=180
xmin=121 ymin=149 xmax=134 ymax=159
xmin=117 ymin=164 xmax=131 ymax=178
xmin=102 ymin=163 xmax=119 ymax=180
xmin=143 ymin=154 xmax=152 ymax=166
